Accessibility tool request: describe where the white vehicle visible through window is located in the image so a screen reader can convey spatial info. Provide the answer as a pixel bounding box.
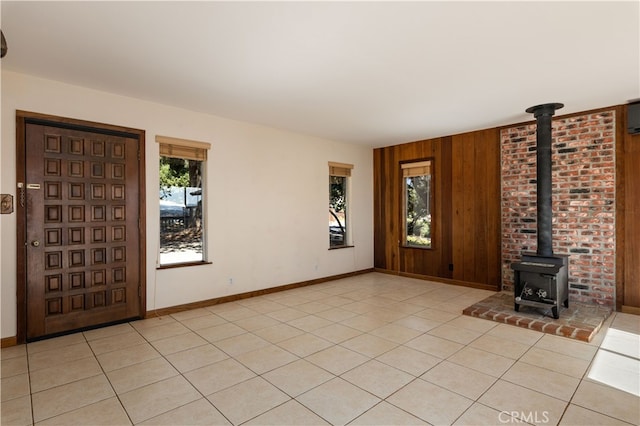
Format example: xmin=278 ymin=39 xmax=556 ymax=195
xmin=156 ymin=136 xmax=210 ymax=266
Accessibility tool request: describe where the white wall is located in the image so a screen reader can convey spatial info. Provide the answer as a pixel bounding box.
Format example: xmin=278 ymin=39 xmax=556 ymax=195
xmin=0 ymin=71 xmax=374 ymax=339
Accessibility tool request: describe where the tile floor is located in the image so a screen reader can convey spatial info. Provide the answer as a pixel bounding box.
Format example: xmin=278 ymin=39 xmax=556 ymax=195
xmin=2 ymin=273 xmax=639 ymax=425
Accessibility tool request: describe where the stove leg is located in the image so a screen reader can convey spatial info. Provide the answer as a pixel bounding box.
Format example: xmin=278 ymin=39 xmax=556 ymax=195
xmin=564 ymin=299 xmax=569 ymax=308
xmin=552 ymin=306 xmax=559 ymax=319
xmin=514 ymin=303 xmax=520 ymax=312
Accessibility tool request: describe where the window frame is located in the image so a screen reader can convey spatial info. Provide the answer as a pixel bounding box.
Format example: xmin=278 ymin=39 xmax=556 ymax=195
xmin=156 ymin=135 xmax=211 ymax=268
xmin=401 ymin=159 xmax=434 ymax=250
xmin=328 ymin=161 xmax=354 ymax=249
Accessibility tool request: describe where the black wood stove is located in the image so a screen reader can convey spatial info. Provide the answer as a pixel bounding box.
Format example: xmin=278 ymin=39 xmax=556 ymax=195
xmin=513 ymin=253 xmax=569 ymax=319
xmin=511 ymin=103 xmax=569 ymax=319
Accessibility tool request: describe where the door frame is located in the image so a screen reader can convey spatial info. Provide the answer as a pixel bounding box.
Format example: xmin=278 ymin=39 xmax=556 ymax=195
xmin=15 ymin=110 xmax=147 ymax=343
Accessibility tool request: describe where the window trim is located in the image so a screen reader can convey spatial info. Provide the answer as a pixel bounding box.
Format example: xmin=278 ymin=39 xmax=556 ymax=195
xmin=157 ymin=135 xmax=211 ymax=267
xmin=156 ymin=260 xmax=212 ymax=270
xmin=328 ymin=161 xmax=353 ymax=177
xmin=401 ymin=158 xmax=434 ymax=250
xmin=329 ymin=161 xmax=353 ymax=249
xmin=156 ymin=135 xmax=210 ymax=161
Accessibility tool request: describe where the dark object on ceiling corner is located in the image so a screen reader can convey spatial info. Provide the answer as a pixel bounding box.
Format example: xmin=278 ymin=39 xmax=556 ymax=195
xmin=628 ymin=101 xmax=640 ymax=134
xmin=1 ymin=30 xmax=7 ymax=58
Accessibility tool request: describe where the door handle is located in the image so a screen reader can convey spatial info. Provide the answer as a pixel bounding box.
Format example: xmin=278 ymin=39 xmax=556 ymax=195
xmin=31 ymin=240 xmax=40 ymax=247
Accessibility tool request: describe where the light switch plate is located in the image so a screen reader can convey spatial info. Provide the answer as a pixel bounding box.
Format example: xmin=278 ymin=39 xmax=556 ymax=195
xmin=1 ymin=194 xmax=14 ymax=214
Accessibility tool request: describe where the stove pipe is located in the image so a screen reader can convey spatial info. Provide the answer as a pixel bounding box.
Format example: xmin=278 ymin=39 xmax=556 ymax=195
xmin=525 ymin=103 xmax=564 ymax=257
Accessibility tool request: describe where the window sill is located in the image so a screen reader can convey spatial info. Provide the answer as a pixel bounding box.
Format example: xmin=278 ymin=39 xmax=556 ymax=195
xmin=401 ymin=245 xmax=433 ymax=250
xmin=157 ymin=261 xmax=212 ymax=270
xmin=329 ymin=245 xmax=354 ymax=250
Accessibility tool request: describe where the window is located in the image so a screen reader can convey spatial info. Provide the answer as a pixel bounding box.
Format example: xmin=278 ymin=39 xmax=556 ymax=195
xmin=329 ymin=162 xmax=353 ymax=248
xmin=402 ymin=160 xmax=432 ymax=248
xmin=156 ymin=136 xmax=210 ymax=266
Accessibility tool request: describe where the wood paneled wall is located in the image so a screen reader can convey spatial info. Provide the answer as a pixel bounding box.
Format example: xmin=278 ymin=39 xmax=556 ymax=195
xmin=620 ymin=105 xmax=640 ymax=313
xmin=375 ymin=104 xmax=638 ymax=308
xmin=374 ymin=128 xmax=501 ymax=290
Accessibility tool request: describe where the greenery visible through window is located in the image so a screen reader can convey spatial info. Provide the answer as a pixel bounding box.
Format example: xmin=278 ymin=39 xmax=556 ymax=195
xmin=329 ymin=175 xmax=347 ymax=247
xmin=160 ymin=156 xmax=204 ymax=265
xmin=329 ymin=162 xmax=353 ymax=248
xmin=156 ymin=134 xmax=211 ymax=266
xmin=403 ymin=160 xmax=432 ymax=248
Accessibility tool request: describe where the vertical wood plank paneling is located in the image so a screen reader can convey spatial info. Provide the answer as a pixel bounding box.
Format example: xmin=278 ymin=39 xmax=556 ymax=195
xmin=483 ymin=128 xmax=502 ymax=286
xmin=430 ymin=137 xmax=446 ymax=278
xmin=441 ymin=137 xmax=454 ymax=279
xmin=428 ymin=138 xmax=441 ymax=277
xmin=373 ymin=128 xmax=501 ymax=289
xmin=615 ymin=106 xmax=626 ymax=311
xmin=473 ymin=129 xmax=493 ymax=283
xmin=452 ymin=129 xmax=500 ymax=285
xmin=461 ymin=132 xmax=476 ymax=281
xmin=386 ymin=147 xmax=399 ymax=271
xmin=624 ymin=131 xmax=640 ymax=307
xmin=472 ymin=131 xmax=487 ymax=282
xmin=451 ymin=135 xmax=465 ymax=281
xmin=373 ymin=149 xmax=386 ymax=269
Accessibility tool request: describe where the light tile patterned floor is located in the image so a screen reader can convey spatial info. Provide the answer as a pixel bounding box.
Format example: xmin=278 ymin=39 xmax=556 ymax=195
xmin=2 ymin=273 xmax=639 ymax=425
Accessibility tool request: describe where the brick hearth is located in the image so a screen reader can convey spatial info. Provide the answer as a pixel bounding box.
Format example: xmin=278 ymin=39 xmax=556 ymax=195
xmin=463 ymin=292 xmax=612 ymax=342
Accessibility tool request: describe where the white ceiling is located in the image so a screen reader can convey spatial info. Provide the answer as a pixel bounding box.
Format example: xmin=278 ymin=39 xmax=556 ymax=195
xmin=2 ymin=1 xmax=639 ymax=147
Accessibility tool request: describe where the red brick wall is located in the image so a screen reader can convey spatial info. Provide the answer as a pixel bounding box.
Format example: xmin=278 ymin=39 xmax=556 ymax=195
xmin=501 ymin=110 xmax=616 ymax=307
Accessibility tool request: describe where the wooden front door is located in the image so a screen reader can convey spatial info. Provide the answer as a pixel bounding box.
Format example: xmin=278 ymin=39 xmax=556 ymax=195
xmin=17 ymin=112 xmax=145 ymax=341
